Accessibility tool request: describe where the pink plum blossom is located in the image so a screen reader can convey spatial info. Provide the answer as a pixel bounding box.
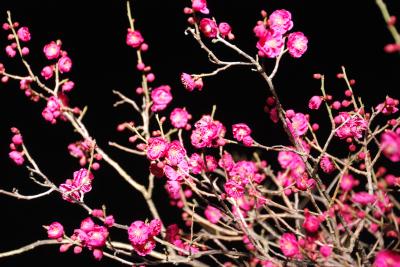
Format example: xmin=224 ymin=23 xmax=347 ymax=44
xmin=287 ymin=112 xmax=308 ymax=136
xmin=43 ymin=41 xmax=61 ymax=60
xmin=352 ymin=192 xmax=377 ymax=205
xmin=268 ymin=9 xmax=293 ymax=34
xmin=200 ymin=18 xmax=218 ymax=38
xmin=320 ymin=156 xmax=335 ymax=174
xmin=279 ymin=233 xmax=300 ymax=258
xmin=146 ymin=137 xmax=168 ymax=160
xmin=47 ymin=222 xmax=64 ymax=239
xmin=381 ymin=130 xmax=400 ymax=162
xmin=334 ymin=112 xmax=368 ymax=139
xmin=308 ymin=96 xmax=322 ymax=110
xmin=303 ymin=214 xmax=320 ymax=233
xmin=191 ymin=115 xmax=226 ymax=148
xmin=126 ymin=29 xmax=144 ymax=48
xmin=17 ymin=27 xmax=31 ymax=42
xmin=256 ymin=30 xmax=284 ymax=58
xmin=165 ymin=140 xmax=186 ymax=166
xmin=204 ymin=205 xmax=222 ymax=224
xmin=192 ymin=0 xmax=209 ymax=14
xmin=170 ymin=108 xmax=190 ymax=128
xmin=128 ymin=221 xmax=150 ymax=246
xmin=232 ymin=123 xmax=252 ymax=142
xmin=287 ymin=32 xmax=308 ymax=58
xmin=58 ymin=56 xmax=72 ymax=73
xmin=376 ymin=96 xmax=399 ymax=115
xmin=224 ymin=179 xmax=245 ymax=198
xmin=150 ymin=85 xmax=172 ymax=112
xmin=9 ymin=150 xmax=24 ymax=165
xmin=374 ymin=250 xmax=400 ymax=267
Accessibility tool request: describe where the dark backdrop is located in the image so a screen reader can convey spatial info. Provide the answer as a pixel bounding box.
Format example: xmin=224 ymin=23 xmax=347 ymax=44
xmin=0 ymin=0 xmax=399 ymax=266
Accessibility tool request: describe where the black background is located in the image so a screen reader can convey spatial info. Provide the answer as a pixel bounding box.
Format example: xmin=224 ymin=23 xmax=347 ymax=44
xmin=0 ymin=0 xmax=399 ymax=266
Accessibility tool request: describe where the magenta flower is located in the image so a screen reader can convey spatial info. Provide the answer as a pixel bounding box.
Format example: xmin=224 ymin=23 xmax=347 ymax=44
xmin=42 ymin=96 xmax=62 ymax=124
xmin=232 ymin=123 xmax=252 ymax=142
xmin=72 ymin=168 xmax=94 ymax=193
xmin=59 ymin=182 xmax=81 ymax=202
xmin=58 ymin=56 xmax=72 ymax=73
xmin=320 ymin=156 xmax=335 ymax=174
xmin=352 ymin=192 xmax=377 ymax=205
xmin=41 ymin=65 xmax=53 ymax=80
xmin=128 ymin=219 xmax=160 ymax=256
xmin=381 ymin=130 xmax=400 ymax=162
xmin=287 ymin=32 xmax=308 ymax=58
xmin=47 ymin=222 xmax=64 ymax=239
xmin=218 ymin=151 xmax=234 ymax=171
xmin=5 ymin=45 xmax=16 ymax=58
xmin=165 ymin=140 xmax=186 ymax=166
xmin=192 ymin=0 xmax=209 ymax=14
xmin=188 ymin=153 xmax=205 ymax=174
xmin=164 ymin=159 xmax=188 ymax=181
xmin=376 ymin=96 xmax=399 ymax=115
xmin=200 ymin=18 xmax=218 ymax=38
xmin=12 ymin=134 xmax=23 ymax=145
xmin=205 ymin=155 xmax=217 ymax=172
xmin=17 ymin=27 xmax=31 ymax=42
xmin=146 ymin=137 xmax=168 ymax=160
xmin=320 ymin=245 xmax=333 ymax=258
xmin=268 ymin=9 xmax=293 ymax=34
xmin=149 ymin=219 xmax=162 ymax=236
xmin=128 ymin=221 xmax=150 ymax=246
xmin=308 ymin=96 xmax=322 ymax=110
xmin=256 ymin=30 xmax=284 ymax=58
xmin=279 ymin=233 xmax=300 ymax=258
xmin=302 ymin=214 xmax=320 ymax=233
xmin=253 ymin=22 xmax=267 ymax=38
xmin=229 ymin=161 xmax=257 ymax=185
xmin=165 ymin=180 xmax=181 ymax=199
xmin=126 ymin=29 xmax=144 ymax=48
xmin=134 ymin=238 xmax=156 ymax=256
xmin=86 ymin=226 xmax=109 ymax=248
xmin=80 ymin=217 xmax=95 ymax=232
xmin=150 ymin=85 xmax=172 ymax=112
xmin=288 ymin=112 xmax=308 ymax=136
xmin=340 ymin=173 xmax=359 ymax=191
xmin=218 ymin=22 xmax=232 ymax=38
xmin=9 ymin=150 xmax=24 ymax=165
xmin=62 ymin=80 xmax=75 ymax=92
xmin=374 ymin=250 xmax=400 ymax=267
xmin=191 ymin=115 xmax=226 ymax=148
xmin=334 ymin=112 xmax=368 ymax=139
xmin=224 ymin=179 xmax=245 ymax=198
xmin=170 ymin=107 xmax=190 ymax=129
xmin=181 ymin=73 xmax=196 ymax=92
xmin=43 ymin=41 xmax=61 ymax=60
xmin=204 ymin=205 xmax=222 ymax=224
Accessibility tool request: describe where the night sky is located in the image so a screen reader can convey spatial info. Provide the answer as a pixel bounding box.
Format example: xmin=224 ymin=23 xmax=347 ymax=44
xmin=0 ymin=0 xmax=399 ymax=266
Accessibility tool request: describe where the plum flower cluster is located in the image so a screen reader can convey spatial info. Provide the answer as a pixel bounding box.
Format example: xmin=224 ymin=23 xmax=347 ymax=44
xmin=47 ymin=214 xmax=113 ymax=261
xmin=334 ymin=112 xmax=368 ymax=140
xmin=254 ymin=9 xmax=308 ymax=58
xmin=59 ymin=168 xmax=94 ymax=202
xmin=232 ymin=123 xmax=253 ymax=146
xmin=128 ymin=219 xmax=161 ymax=256
xmin=8 ymin=127 xmax=25 ymax=165
xmin=68 ymin=139 xmax=102 ymax=168
xmin=190 ymin=115 xmax=226 ymax=148
xmin=1 ymin=2 xmax=400 ymax=267
xmin=2 ymin=22 xmax=31 ymax=58
xmin=145 ymin=137 xmax=189 ymax=199
xmin=381 ymin=129 xmax=400 ymax=162
xmin=41 ymin=40 xmax=74 ymax=89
